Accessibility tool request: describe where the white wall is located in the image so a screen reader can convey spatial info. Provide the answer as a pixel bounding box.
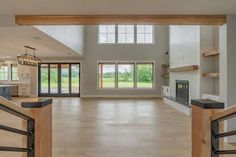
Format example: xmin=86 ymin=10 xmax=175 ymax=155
xmin=220 ymin=15 xmax=236 ymax=142
xmin=169 ymin=25 xmax=200 ymax=100
xmin=35 ymin=25 xmax=84 ymax=56
xmin=81 ymin=25 xmax=169 ymax=97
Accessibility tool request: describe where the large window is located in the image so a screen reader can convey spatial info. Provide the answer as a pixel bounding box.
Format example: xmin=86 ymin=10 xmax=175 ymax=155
xmin=118 ymin=63 xmax=134 ymax=88
xmin=137 ymin=25 xmax=154 ymax=44
xmin=118 ymin=25 xmax=134 ymax=43
xmin=137 ymin=63 xmax=154 ymax=88
xmin=99 ymin=25 xmax=116 ymax=43
xmin=98 ymin=63 xmax=116 ymax=88
xmin=11 ymin=64 xmax=19 ymax=81
xmin=98 ymin=62 xmax=154 ymax=89
xmin=0 ymin=64 xmax=8 ymax=81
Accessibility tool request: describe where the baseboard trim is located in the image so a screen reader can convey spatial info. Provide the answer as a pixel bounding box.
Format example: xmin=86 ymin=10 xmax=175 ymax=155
xmin=163 ymin=97 xmax=192 ymax=116
xmin=80 ymin=94 xmax=161 ymax=98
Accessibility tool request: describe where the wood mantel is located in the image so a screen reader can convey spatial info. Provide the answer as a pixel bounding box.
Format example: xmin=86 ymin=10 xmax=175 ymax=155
xmin=170 ymin=65 xmax=199 ymax=72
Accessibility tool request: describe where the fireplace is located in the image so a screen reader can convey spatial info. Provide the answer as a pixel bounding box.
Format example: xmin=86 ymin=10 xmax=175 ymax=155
xmin=176 ymin=80 xmax=189 ymax=106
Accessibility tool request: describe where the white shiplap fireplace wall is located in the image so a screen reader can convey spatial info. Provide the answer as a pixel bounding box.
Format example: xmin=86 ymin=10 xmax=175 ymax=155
xmin=169 ymin=25 xmax=201 ymax=102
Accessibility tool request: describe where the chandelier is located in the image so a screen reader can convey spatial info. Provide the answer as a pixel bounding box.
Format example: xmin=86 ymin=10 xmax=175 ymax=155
xmin=17 ymin=46 xmax=41 ymax=66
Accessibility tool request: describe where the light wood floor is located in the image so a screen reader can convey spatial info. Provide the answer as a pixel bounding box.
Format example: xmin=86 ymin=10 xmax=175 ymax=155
xmin=52 ymin=98 xmax=191 ymax=157
xmin=2 ymin=98 xmax=192 ymax=157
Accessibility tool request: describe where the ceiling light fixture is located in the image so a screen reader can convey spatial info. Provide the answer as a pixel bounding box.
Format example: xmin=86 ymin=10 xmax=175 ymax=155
xmin=17 ymin=46 xmax=41 ymax=66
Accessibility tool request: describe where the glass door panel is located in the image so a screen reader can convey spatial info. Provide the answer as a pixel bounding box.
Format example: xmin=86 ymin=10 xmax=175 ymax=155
xmin=71 ymin=64 xmax=80 ymax=94
xmin=50 ymin=64 xmax=58 ymax=94
xmin=40 ymin=64 xmax=49 ymax=93
xmin=39 ymin=63 xmax=80 ymax=96
xmin=61 ymin=64 xmax=70 ymax=94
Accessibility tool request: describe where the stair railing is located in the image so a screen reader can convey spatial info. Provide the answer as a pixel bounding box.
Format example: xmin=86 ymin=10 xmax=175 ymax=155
xmin=211 ymin=105 xmax=236 ymax=156
xmin=0 ymin=97 xmax=35 ymax=157
xmin=191 ymin=99 xmax=236 ymax=157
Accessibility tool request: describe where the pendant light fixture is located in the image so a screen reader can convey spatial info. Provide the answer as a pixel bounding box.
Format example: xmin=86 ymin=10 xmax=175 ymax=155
xmin=17 ymin=46 xmax=41 ymax=66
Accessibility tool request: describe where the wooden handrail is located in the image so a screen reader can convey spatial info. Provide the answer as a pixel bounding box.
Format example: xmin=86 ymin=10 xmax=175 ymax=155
xmin=211 ymin=105 xmax=236 ymax=122
xmin=0 ymin=96 xmax=35 ymax=119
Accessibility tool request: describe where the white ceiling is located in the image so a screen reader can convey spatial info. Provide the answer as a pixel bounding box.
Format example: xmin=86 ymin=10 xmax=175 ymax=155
xmin=0 ymin=26 xmax=80 ymax=61
xmin=0 ymin=0 xmax=236 ymax=16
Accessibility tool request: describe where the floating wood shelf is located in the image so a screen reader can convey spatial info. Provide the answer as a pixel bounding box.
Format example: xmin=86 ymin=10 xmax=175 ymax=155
xmin=202 ymin=50 xmax=219 ymax=57
xmin=161 ymin=64 xmax=170 ymax=67
xmin=161 ymin=73 xmax=169 ymax=78
xmin=202 ymin=72 xmax=219 ymax=78
xmin=170 ymin=65 xmax=199 ymax=72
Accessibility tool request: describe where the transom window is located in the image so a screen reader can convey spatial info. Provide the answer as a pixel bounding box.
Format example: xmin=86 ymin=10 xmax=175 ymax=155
xmin=118 ymin=25 xmax=134 ymax=43
xmin=0 ymin=64 xmax=8 ymax=81
xmin=98 ymin=62 xmax=154 ymax=89
xmin=137 ymin=25 xmax=154 ymax=43
xmin=99 ymin=25 xmax=116 ymax=43
xmin=98 ymin=25 xmax=154 ymax=44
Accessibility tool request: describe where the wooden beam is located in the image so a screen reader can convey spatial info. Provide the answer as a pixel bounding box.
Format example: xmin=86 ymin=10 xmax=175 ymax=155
xmin=15 ymin=15 xmax=226 ymax=25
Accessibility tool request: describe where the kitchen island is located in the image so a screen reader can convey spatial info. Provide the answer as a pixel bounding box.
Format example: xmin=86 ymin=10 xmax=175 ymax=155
xmin=0 ymin=85 xmax=16 ymax=100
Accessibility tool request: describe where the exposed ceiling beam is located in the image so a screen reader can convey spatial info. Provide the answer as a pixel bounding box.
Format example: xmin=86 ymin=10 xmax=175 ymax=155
xmin=15 ymin=15 xmax=226 ymax=25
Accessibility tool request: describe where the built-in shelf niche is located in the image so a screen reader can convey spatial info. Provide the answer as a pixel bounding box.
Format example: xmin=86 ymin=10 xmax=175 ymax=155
xmin=200 ymin=26 xmax=220 ymax=97
xmin=161 ymin=64 xmax=170 ymax=78
xmin=161 ymin=63 xmax=170 ymax=86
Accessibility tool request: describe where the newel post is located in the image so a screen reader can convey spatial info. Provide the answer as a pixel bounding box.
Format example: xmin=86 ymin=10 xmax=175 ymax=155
xmin=191 ymin=99 xmax=224 ymax=157
xmin=22 ymin=98 xmax=53 ymax=157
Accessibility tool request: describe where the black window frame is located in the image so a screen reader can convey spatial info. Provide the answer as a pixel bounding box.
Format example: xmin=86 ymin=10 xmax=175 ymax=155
xmin=38 ymin=63 xmax=81 ymax=97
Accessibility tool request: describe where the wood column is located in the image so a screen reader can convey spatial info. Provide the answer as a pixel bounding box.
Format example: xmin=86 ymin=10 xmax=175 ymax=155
xmin=22 ymin=99 xmax=53 ymax=157
xmin=191 ymin=99 xmax=224 ymax=157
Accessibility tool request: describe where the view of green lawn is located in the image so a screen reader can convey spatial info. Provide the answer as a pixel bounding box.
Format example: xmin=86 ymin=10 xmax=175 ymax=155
xmin=99 ymin=63 xmax=153 ymax=88
xmin=40 ymin=64 xmax=80 ymax=93
xmin=100 ymin=78 xmax=153 ymax=88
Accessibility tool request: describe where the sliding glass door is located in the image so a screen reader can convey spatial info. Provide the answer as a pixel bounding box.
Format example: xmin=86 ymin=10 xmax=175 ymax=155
xmin=39 ymin=63 xmax=80 ymax=97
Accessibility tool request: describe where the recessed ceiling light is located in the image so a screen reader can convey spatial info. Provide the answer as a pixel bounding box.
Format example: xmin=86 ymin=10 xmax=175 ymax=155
xmin=6 ymin=56 xmax=10 ymax=58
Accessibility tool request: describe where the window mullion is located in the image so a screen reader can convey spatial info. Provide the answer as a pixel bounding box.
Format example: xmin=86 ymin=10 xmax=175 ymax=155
xmin=134 ymin=62 xmax=137 ymax=88
xmin=134 ymin=25 xmax=137 ymax=44
xmin=115 ymin=25 xmax=118 ymax=43
xmin=115 ymin=62 xmax=118 ymax=88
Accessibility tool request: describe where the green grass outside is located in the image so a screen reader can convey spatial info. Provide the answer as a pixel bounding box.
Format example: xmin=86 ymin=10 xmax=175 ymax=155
xmin=100 ymin=78 xmax=153 ymax=88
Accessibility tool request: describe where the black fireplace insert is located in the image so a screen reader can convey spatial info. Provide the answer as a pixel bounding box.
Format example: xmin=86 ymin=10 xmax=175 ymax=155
xmin=176 ymin=80 xmax=189 ymax=106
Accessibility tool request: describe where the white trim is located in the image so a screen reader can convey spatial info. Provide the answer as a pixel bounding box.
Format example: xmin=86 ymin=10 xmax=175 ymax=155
xmin=97 ymin=25 xmax=155 ymax=45
xmin=97 ymin=61 xmax=156 ymax=90
xmin=163 ymin=97 xmax=192 ymax=116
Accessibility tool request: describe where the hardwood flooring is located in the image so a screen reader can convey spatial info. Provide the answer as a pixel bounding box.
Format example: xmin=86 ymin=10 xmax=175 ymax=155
xmin=2 ymin=98 xmax=192 ymax=157
xmin=51 ymin=98 xmax=191 ymax=157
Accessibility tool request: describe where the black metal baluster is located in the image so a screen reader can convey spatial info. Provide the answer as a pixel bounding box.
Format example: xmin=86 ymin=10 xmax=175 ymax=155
xmin=27 ymin=119 xmax=35 ymax=157
xmin=211 ymin=121 xmax=219 ymax=157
